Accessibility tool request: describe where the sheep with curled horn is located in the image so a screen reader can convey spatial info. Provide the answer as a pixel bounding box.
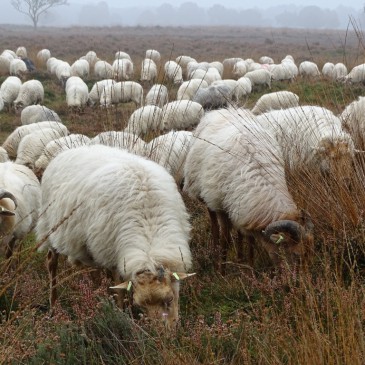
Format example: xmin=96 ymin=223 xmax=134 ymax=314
xmin=183 ymin=107 xmax=314 ymax=272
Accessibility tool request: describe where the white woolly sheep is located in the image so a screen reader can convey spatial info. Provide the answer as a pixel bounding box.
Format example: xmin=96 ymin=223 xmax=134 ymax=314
xmin=0 ymin=55 xmax=11 ymax=76
xmin=2 ymin=121 xmax=69 ymax=159
xmin=146 ymin=130 xmax=193 ymax=185
xmin=88 ymin=79 xmax=115 ymax=105
xmin=183 ymin=107 xmax=314 ymax=269
xmin=209 ymin=61 xmax=224 ymax=77
xmin=0 ymin=76 xmax=22 ymax=110
xmin=115 ymin=51 xmax=132 ymax=61
xmin=222 ymin=57 xmax=244 ymax=78
xmin=36 ymin=145 xmax=194 ymax=327
xmin=34 ymin=134 xmax=91 ymax=176
xmin=90 ymin=131 xmax=146 ymax=155
xmin=65 ymin=76 xmax=89 ymax=109
xmin=0 ymin=161 xmax=40 ymax=258
xmin=244 ymin=69 xmax=272 ymax=89
xmin=270 ymin=63 xmax=296 ymax=82
xmin=176 ymin=79 xmax=208 ymax=101
xmin=322 ymin=62 xmax=334 ymax=78
xmin=340 ymin=96 xmax=365 ymax=150
xmin=70 ymin=59 xmax=90 ymax=78
xmin=125 ymin=105 xmax=164 ymax=136
xmin=162 ymin=100 xmax=204 ymax=131
xmin=0 ymin=147 xmax=9 ymax=162
xmin=94 ymin=60 xmax=113 ymax=80
xmin=190 ymin=67 xmax=221 ymax=85
xmin=83 ymin=50 xmax=98 ymax=67
xmin=192 ymin=83 xmax=232 ymax=110
xmin=164 ymin=61 xmax=183 ymax=84
xmin=259 ymin=56 xmax=274 ymax=64
xmin=251 ymin=91 xmax=300 ymax=115
xmin=16 ymin=47 xmax=27 ymax=58
xmin=186 ymin=61 xmax=209 ymax=79
xmin=13 ymin=80 xmax=44 ymax=111
xmin=176 ymin=55 xmax=197 ymax=78
xmin=332 ymin=63 xmax=348 ymax=81
xmin=232 ymin=60 xmax=247 ymax=79
xmin=256 ymin=106 xmax=355 ymax=179
xmin=140 ymin=58 xmax=157 ymax=83
xmin=36 ymin=49 xmax=51 ymax=66
xmin=46 ymin=57 xmax=59 ymax=74
xmin=113 ymin=58 xmax=134 ymax=81
xmin=9 ymin=59 xmax=27 ymax=78
xmin=299 ymin=61 xmax=321 ymax=77
xmin=145 ymin=84 xmax=168 ymax=107
xmin=145 ymin=49 xmax=161 ymax=63
xmin=15 ymin=128 xmax=66 ymax=169
xmin=344 ymin=63 xmax=365 ymax=84
xmin=235 ymin=76 xmax=252 ymax=100
xmin=55 ymin=61 xmax=71 ymax=86
xmin=1 ymin=50 xmax=17 ymax=61
xmin=21 ymin=105 xmax=61 ymax=125
xmin=100 ymin=81 xmax=143 ymax=107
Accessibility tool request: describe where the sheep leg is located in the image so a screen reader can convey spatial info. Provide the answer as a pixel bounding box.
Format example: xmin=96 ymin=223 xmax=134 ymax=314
xmin=4 ymin=235 xmax=16 ymax=259
xmin=207 ymin=208 xmax=220 ymax=270
xmin=247 ymin=235 xmax=255 ymax=268
xmin=236 ymin=231 xmax=244 ymax=263
xmin=47 ymin=249 xmax=59 ymax=310
xmin=217 ymin=211 xmax=232 ymax=275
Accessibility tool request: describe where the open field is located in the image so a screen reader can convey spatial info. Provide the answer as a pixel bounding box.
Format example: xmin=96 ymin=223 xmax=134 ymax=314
xmin=2 ymin=24 xmax=365 ymax=364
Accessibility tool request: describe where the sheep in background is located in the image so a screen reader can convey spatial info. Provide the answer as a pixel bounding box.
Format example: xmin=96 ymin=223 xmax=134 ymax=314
xmin=146 ymin=130 xmax=193 ymax=185
xmin=70 ymin=59 xmax=90 ymax=78
xmin=21 ymin=105 xmax=61 ymax=125
xmin=161 ymin=100 xmax=204 ymax=131
xmin=0 ymin=161 xmax=40 ymax=258
xmin=222 ymin=57 xmax=244 ymax=78
xmin=145 ymin=49 xmax=161 ymax=63
xmin=2 ymin=121 xmax=69 ymax=159
xmin=36 ymin=145 xmax=194 ymax=327
xmin=332 ymin=63 xmax=348 ymax=81
xmin=322 ymin=62 xmax=334 ymax=78
xmin=88 ymin=79 xmax=115 ymax=105
xmin=209 ymin=61 xmax=224 ymax=77
xmin=15 ymin=128 xmax=67 ymax=169
xmin=125 ymin=105 xmax=164 ymax=136
xmin=176 ymin=79 xmax=208 ymax=101
xmin=34 ymin=134 xmax=91 ymax=176
xmin=270 ymin=63 xmax=296 ymax=82
xmin=192 ymin=83 xmax=232 ymax=110
xmin=232 ymin=60 xmax=247 ymax=79
xmin=13 ymin=80 xmax=44 ymax=111
xmin=186 ymin=61 xmax=209 ymax=79
xmin=0 ymin=55 xmax=11 ymax=76
xmin=90 ymin=131 xmax=146 ymax=156
xmin=299 ymin=61 xmax=321 ymax=77
xmin=164 ymin=60 xmax=183 ymax=84
xmin=16 ymin=47 xmax=27 ymax=58
xmin=94 ymin=60 xmax=113 ymax=80
xmin=344 ymin=63 xmax=365 ymax=84
xmin=100 ymin=81 xmax=143 ymax=108
xmin=55 ymin=61 xmax=71 ymax=86
xmin=251 ymin=91 xmax=299 ymax=115
xmin=183 ymin=107 xmax=314 ymax=269
xmin=83 ymin=50 xmax=99 ymax=67
xmin=259 ymin=56 xmax=274 ymax=64
xmin=140 ymin=58 xmax=157 ymax=84
xmin=65 ymin=76 xmax=89 ymax=109
xmin=235 ymin=76 xmax=252 ymax=100
xmin=36 ymin=49 xmax=51 ymax=66
xmin=176 ymin=55 xmax=197 ymax=78
xmin=113 ymin=58 xmax=134 ymax=81
xmin=9 ymin=59 xmax=28 ymax=78
xmin=145 ymin=84 xmax=168 ymax=107
xmin=244 ymin=69 xmax=272 ymax=90
xmin=115 ymin=51 xmax=132 ymax=61
xmin=190 ymin=67 xmax=221 ymax=85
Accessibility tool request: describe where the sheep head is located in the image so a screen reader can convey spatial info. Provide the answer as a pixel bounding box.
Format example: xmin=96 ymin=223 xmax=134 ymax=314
xmin=111 ymin=268 xmax=195 ymax=329
xmin=262 ymin=209 xmax=314 ymax=266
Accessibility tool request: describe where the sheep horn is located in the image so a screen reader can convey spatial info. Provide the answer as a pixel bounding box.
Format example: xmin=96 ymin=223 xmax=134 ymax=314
xmin=263 ymin=220 xmax=303 ymax=244
xmin=0 ymin=189 xmax=17 ymax=209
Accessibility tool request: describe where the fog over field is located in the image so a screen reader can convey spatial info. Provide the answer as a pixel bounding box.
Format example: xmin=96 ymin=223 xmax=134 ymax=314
xmin=1 ymin=0 xmax=365 ymax=29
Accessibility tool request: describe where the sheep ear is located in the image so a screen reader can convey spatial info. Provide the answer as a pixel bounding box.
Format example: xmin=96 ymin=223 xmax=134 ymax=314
xmin=171 ymin=272 xmax=196 ymax=281
xmin=0 ymin=208 xmax=15 ymax=216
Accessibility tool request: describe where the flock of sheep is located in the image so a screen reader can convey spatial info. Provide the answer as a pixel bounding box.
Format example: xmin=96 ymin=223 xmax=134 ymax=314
xmin=1 ymin=44 xmax=365 ymax=328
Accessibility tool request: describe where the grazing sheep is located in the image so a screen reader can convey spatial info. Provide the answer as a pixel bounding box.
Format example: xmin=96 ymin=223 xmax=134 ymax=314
xmin=37 ymin=49 xmax=51 ymax=66
xmin=55 ymin=61 xmax=71 ymax=86
xmin=176 ymin=79 xmax=208 ymax=101
xmin=192 ymin=83 xmax=232 ymax=110
xmin=0 ymin=76 xmax=22 ymax=110
xmin=65 ymin=76 xmax=89 ymax=109
xmin=113 ymin=58 xmax=134 ymax=81
xmin=176 ymin=55 xmax=197 ymax=78
xmin=145 ymin=49 xmax=161 ymax=63
xmin=2 ymin=121 xmax=69 ymax=159
xmin=15 ymin=128 xmax=66 ymax=169
xmin=190 ymin=67 xmax=221 ymax=85
xmin=0 ymin=55 xmax=11 ymax=76
xmin=340 ymin=96 xmax=365 ymax=150
xmin=161 ymin=100 xmax=204 ymax=131
xmin=183 ymin=107 xmax=314 ymax=269
xmin=115 ymin=51 xmax=132 ymax=61
xmin=16 ymin=46 xmax=27 ymax=58
xmin=70 ymin=59 xmax=90 ymax=78
xmin=13 ymin=80 xmax=44 ymax=111
xmin=322 ymin=62 xmax=334 ymax=78
xmin=235 ymin=76 xmax=252 ymax=100
xmin=90 ymin=131 xmax=146 ymax=155
xmin=299 ymin=61 xmax=321 ymax=77
xmin=259 ymin=56 xmax=274 ymax=64
xmin=164 ymin=60 xmax=183 ymax=84
xmin=9 ymin=59 xmax=28 ymax=78
xmin=146 ymin=130 xmax=193 ymax=185
xmin=244 ymin=69 xmax=272 ymax=89
xmin=88 ymin=79 xmax=115 ymax=105
xmin=36 ymin=145 xmax=194 ymax=327
xmin=332 ymin=63 xmax=348 ymax=81
xmin=21 ymin=105 xmax=61 ymax=125
xmin=344 ymin=63 xmax=365 ymax=84
xmin=222 ymin=57 xmax=244 ymax=78
xmin=34 ymin=134 xmax=91 ymax=176
xmin=0 ymin=161 xmax=40 ymax=258
xmin=186 ymin=61 xmax=209 ymax=79
xmin=145 ymin=84 xmax=169 ymax=107
xmin=125 ymin=105 xmax=164 ymax=136
xmin=83 ymin=50 xmax=98 ymax=67
xmin=251 ymin=91 xmax=299 ymax=115
xmin=94 ymin=60 xmax=113 ymax=80
xmin=270 ymin=63 xmax=296 ymax=82
xmin=140 ymin=58 xmax=158 ymax=83
xmin=232 ymin=60 xmax=247 ymax=79
xmin=100 ymin=81 xmax=143 ymax=107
